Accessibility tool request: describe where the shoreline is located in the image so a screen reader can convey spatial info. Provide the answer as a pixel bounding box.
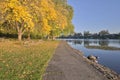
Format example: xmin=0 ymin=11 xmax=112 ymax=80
xmin=66 ymin=41 xmax=120 ymax=80
xmin=43 ymin=41 xmax=119 ymax=80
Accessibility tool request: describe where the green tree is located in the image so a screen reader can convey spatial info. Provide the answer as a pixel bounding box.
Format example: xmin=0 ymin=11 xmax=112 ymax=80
xmin=99 ymin=30 xmax=109 ymax=36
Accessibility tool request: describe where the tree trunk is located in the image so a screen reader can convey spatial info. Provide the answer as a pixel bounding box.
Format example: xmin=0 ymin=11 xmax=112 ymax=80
xmin=16 ymin=21 xmax=24 ymax=41
xmin=27 ymin=33 xmax=30 ymax=40
xmin=18 ymin=32 xmax=22 ymax=41
xmin=52 ymin=36 xmax=56 ymax=40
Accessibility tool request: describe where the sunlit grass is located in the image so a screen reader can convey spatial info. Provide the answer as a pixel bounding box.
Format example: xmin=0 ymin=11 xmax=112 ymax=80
xmin=0 ymin=40 xmax=59 ymax=80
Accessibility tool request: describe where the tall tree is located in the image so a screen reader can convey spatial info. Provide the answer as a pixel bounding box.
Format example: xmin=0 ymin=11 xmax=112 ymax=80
xmin=52 ymin=0 xmax=74 ymax=36
xmin=0 ymin=0 xmax=34 ymax=40
xmin=0 ymin=0 xmax=74 ymax=39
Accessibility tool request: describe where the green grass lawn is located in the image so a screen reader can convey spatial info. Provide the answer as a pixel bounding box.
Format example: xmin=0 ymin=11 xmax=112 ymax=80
xmin=0 ymin=40 xmax=59 ymax=80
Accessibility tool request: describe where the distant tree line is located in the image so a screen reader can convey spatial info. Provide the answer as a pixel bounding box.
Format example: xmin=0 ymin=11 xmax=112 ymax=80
xmin=59 ymin=30 xmax=120 ymax=39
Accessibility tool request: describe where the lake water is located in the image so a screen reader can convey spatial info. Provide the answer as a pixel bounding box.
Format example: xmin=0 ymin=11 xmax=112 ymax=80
xmin=65 ymin=39 xmax=120 ymax=74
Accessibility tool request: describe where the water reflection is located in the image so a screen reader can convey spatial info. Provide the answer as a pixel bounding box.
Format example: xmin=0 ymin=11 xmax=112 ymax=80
xmin=67 ymin=40 xmax=82 ymax=45
xmin=66 ymin=39 xmax=120 ymax=49
xmin=66 ymin=39 xmax=120 ymax=74
xmin=84 ymin=40 xmax=90 ymax=46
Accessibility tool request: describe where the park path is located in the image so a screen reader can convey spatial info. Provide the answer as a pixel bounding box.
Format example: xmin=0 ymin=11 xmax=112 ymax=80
xmin=43 ymin=41 xmax=108 ymax=80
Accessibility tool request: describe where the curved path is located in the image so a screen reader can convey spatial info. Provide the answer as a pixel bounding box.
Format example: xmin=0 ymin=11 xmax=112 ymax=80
xmin=43 ymin=41 xmax=109 ymax=80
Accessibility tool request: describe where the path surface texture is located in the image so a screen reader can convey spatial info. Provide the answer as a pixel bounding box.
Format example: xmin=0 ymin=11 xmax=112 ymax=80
xmin=43 ymin=41 xmax=109 ymax=80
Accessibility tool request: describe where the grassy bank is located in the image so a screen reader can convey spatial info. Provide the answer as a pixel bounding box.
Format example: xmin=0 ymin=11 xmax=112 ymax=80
xmin=0 ymin=40 xmax=59 ymax=80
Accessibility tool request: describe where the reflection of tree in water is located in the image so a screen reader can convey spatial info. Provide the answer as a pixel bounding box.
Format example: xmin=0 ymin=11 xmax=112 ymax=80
xmin=66 ymin=40 xmax=72 ymax=42
xmin=93 ymin=41 xmax=98 ymax=44
xmin=66 ymin=40 xmax=83 ymax=45
xmin=119 ymin=40 xmax=120 ymax=44
xmin=73 ymin=40 xmax=82 ymax=45
xmin=84 ymin=40 xmax=90 ymax=46
xmin=99 ymin=40 xmax=109 ymax=46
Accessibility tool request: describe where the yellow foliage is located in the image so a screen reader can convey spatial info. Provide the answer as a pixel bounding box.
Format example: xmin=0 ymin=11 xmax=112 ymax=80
xmin=40 ymin=19 xmax=51 ymax=36
xmin=0 ymin=27 xmax=4 ymax=32
xmin=1 ymin=0 xmax=34 ymax=32
xmin=56 ymin=11 xmax=67 ymax=30
xmin=0 ymin=0 xmax=72 ymax=38
xmin=38 ymin=0 xmax=58 ymax=36
xmin=39 ymin=0 xmax=57 ymax=20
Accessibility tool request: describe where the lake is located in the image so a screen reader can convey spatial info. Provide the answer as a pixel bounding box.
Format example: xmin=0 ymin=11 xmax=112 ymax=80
xmin=65 ymin=39 xmax=120 ymax=74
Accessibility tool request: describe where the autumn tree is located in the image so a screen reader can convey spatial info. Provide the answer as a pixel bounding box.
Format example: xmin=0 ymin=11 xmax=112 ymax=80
xmin=20 ymin=0 xmax=58 ymax=38
xmin=0 ymin=0 xmax=74 ymax=40
xmin=53 ymin=0 xmax=74 ymax=36
xmin=0 ymin=0 xmax=34 ymax=41
xmin=63 ymin=5 xmax=74 ymax=35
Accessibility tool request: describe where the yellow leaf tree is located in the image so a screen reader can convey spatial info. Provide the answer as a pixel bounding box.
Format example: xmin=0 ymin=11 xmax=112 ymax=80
xmin=0 ymin=0 xmax=34 ymax=41
xmin=0 ymin=0 xmax=74 ymax=39
xmin=38 ymin=0 xmax=57 ymax=37
xmin=38 ymin=0 xmax=68 ymax=38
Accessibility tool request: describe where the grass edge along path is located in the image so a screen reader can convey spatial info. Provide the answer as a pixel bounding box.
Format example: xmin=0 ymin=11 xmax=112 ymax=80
xmin=0 ymin=40 xmax=59 ymax=80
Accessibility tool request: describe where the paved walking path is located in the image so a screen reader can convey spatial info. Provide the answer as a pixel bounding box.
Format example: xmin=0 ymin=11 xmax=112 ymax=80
xmin=43 ymin=41 xmax=109 ymax=80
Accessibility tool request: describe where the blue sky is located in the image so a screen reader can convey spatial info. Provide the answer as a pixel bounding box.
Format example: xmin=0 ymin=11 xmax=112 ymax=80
xmin=67 ymin=0 xmax=120 ymax=33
